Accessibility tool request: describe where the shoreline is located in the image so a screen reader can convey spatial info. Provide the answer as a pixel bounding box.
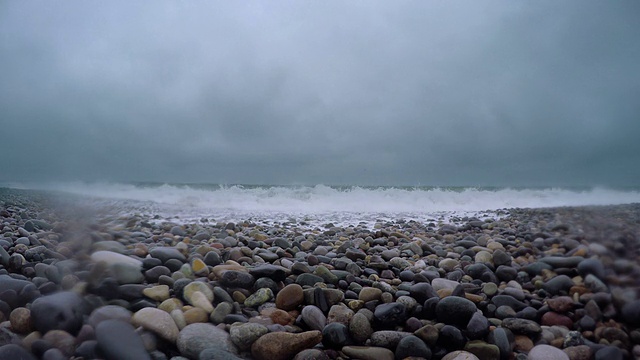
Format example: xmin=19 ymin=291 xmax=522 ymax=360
xmin=0 ymin=188 xmax=639 ymax=359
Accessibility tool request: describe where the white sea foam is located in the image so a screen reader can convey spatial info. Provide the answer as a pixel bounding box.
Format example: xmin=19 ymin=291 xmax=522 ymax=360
xmin=4 ymin=182 xmax=640 ymax=227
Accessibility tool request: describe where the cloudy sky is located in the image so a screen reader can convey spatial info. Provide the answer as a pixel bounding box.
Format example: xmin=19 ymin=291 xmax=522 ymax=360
xmin=1 ymin=1 xmax=639 ymax=187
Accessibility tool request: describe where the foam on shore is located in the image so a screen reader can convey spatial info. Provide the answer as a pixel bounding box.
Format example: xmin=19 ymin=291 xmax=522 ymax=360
xmin=4 ymin=182 xmax=640 ymax=227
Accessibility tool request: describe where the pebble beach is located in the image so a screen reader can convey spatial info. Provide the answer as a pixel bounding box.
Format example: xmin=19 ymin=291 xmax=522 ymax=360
xmin=0 ymin=188 xmax=639 ymax=360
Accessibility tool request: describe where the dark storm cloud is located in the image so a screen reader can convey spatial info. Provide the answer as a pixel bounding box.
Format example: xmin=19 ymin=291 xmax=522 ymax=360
xmin=1 ymin=1 xmax=639 ymax=186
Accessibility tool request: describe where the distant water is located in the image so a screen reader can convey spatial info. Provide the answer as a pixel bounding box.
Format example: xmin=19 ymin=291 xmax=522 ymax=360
xmin=4 ymin=182 xmax=640 ymax=227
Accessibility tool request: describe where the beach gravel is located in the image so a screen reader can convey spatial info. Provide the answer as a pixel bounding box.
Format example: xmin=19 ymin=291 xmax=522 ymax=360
xmin=1 ymin=188 xmax=640 ymax=359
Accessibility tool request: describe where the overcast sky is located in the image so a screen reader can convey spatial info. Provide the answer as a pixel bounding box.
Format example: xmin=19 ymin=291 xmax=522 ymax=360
xmin=1 ymin=1 xmax=639 ymax=187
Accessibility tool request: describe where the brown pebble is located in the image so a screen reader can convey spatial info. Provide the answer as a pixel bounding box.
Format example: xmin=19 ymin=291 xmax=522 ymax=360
xmin=541 ymin=312 xmax=574 ymax=328
xmin=547 ymin=296 xmax=574 ymax=313
xmin=563 ymin=345 xmax=592 ymax=360
xmin=550 ymin=337 xmax=565 ymax=348
xmin=251 ymin=330 xmax=322 ymax=360
xmin=183 ymin=307 xmax=209 ymax=324
xmin=514 ymin=334 xmax=534 ymax=352
xmin=270 ymin=309 xmax=294 ymax=326
xmin=43 ymin=330 xmax=75 ymax=356
xmin=276 ymin=284 xmax=304 ymax=311
xmin=10 ymin=307 xmax=32 ymax=334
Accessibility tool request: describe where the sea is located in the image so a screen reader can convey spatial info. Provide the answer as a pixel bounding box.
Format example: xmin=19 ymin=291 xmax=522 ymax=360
xmin=3 ymin=182 xmax=640 ymax=229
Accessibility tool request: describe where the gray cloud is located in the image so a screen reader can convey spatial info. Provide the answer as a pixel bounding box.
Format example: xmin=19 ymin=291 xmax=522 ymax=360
xmin=1 ymin=1 xmax=639 ymax=186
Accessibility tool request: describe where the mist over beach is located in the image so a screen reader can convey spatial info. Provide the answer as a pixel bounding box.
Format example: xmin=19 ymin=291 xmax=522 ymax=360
xmin=1 ymin=2 xmax=639 ymax=360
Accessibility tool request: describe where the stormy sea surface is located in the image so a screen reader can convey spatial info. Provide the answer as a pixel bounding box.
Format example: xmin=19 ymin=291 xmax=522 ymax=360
xmin=0 ymin=184 xmax=639 ymax=360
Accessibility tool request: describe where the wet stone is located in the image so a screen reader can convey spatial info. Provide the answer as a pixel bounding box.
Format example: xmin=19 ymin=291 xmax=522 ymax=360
xmin=301 ymin=305 xmax=326 ymax=331
xmin=466 ymin=312 xmax=490 ymax=340
xmin=436 ymin=296 xmax=477 ymax=327
xmin=528 ymin=344 xmax=570 ymax=360
xmin=31 ymin=291 xmax=90 ymax=335
xmin=487 ymin=327 xmax=513 ymax=360
xmin=296 ymin=273 xmax=324 ymax=287
xmin=594 ymin=346 xmax=623 ymax=360
xmin=96 ymin=319 xmax=151 ymax=360
xmin=370 ymin=331 xmax=413 ymax=349
xmin=464 ymin=341 xmax=500 ymax=360
xmin=251 ymin=330 xmax=322 ymax=360
xmin=374 ymin=302 xmax=406 ymax=328
xmin=150 ymin=248 xmax=186 ymax=264
xmin=342 ymin=346 xmax=394 ymax=360
xmin=322 ymin=322 xmax=351 ymax=348
xmin=229 ymin=323 xmax=268 ymax=351
xmin=491 ymin=295 xmax=527 ymax=311
xmin=0 ymin=344 xmax=38 ymax=360
xmin=248 ymin=264 xmax=288 ymax=282
xmin=542 ymin=275 xmax=574 ymax=295
xmin=577 ymin=258 xmax=605 ymax=280
xmin=439 ymin=325 xmax=466 ymax=350
xmin=275 ymin=284 xmax=304 ymax=311
xmin=501 ymin=318 xmax=541 ymax=336
xmin=349 ymin=312 xmax=373 ymax=345
xmin=177 ymin=323 xmax=238 ymax=359
xmin=395 ymin=335 xmax=432 ymax=360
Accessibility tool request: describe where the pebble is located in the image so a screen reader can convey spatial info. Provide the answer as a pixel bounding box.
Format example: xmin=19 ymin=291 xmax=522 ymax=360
xmin=293 ymin=349 xmax=330 ymax=360
xmin=621 ymin=300 xmax=640 ymax=326
xmin=436 ymin=296 xmax=477 ymax=327
xmin=301 ymin=305 xmax=326 ymax=330
xmin=466 ymin=312 xmax=490 ymax=339
xmin=177 ymin=323 xmax=238 ymax=359
xmin=30 ymin=291 xmax=89 ymax=335
xmin=143 ymin=285 xmax=170 ymax=302
xmin=0 ymin=344 xmax=38 ymax=360
xmin=441 ymin=351 xmax=480 ymax=360
xmin=42 ymin=330 xmax=75 ymax=357
xmin=528 ymin=344 xmax=570 ymax=360
xmin=132 ymin=307 xmax=180 ymax=343
xmin=487 ymin=327 xmax=513 ymax=360
xmin=250 ymin=330 xmax=322 ymax=360
xmin=211 ymin=302 xmax=234 ymax=324
xmin=182 ymin=281 xmax=214 ymax=305
xmin=543 ymin=275 xmax=575 ymax=295
xmin=350 ymin=312 xmax=373 ymax=344
xmin=374 ymin=302 xmax=406 ymax=327
xmin=395 ymin=335 xmax=432 ymax=360
xmin=244 ymin=288 xmax=273 ymax=307
xmin=342 ymin=346 xmax=395 ymax=360
xmin=594 ymin=346 xmax=624 ymax=360
xmin=275 ymin=284 xmax=304 ymax=310
xmin=149 ymin=248 xmax=186 ymax=263
xmin=90 ymin=250 xmax=143 ymax=268
xmin=9 ymin=307 xmax=32 ymax=333
xmin=322 ymin=322 xmax=351 ymax=348
xmin=96 ymin=319 xmax=151 ymax=360
xmin=501 ymin=318 xmax=541 ymax=336
xmin=359 ymin=287 xmax=383 ymax=302
xmin=229 ymin=323 xmax=268 ymax=350
xmin=464 ymin=340 xmax=500 ymax=360
xmin=563 ymin=345 xmax=592 ymax=360
xmin=370 ymin=330 xmax=413 ymax=348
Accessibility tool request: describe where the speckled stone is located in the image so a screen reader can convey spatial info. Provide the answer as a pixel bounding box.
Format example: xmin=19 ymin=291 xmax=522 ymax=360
xmin=229 ymin=323 xmax=269 ymax=350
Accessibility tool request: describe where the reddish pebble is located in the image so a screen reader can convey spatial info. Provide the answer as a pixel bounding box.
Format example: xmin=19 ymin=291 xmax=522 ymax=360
xmin=541 ymin=311 xmax=574 ymax=328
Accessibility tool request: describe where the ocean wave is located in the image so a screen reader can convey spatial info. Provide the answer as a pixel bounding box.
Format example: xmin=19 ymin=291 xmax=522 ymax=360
xmin=5 ymin=182 xmax=640 ymax=214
